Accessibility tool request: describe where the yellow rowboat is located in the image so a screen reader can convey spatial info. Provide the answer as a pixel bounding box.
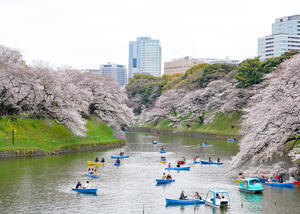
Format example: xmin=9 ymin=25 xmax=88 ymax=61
xmin=236 ymin=179 xmax=242 ymax=183
xmin=160 ymin=161 xmax=166 ymax=164
xmin=87 ymin=161 xmax=107 ymax=166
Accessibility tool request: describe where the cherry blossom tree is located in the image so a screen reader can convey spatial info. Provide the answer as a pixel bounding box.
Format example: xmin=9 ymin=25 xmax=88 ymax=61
xmin=0 ymin=46 xmax=134 ymax=137
xmin=231 ymin=54 xmax=300 ymax=171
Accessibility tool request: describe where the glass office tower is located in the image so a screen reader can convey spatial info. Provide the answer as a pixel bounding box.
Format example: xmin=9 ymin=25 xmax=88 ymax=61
xmin=128 ymin=37 xmax=161 ymax=78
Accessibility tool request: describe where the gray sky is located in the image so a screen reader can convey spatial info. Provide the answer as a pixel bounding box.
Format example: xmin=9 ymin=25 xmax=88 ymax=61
xmin=1 ymin=0 xmax=299 ymax=69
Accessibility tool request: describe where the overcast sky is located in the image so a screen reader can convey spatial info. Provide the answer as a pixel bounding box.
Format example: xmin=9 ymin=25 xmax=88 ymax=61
xmin=1 ymin=0 xmax=299 ymax=69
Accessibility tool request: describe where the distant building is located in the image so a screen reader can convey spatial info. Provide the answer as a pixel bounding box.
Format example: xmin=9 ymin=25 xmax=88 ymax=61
xmin=258 ymin=15 xmax=300 ymax=60
xmin=198 ymin=58 xmax=240 ymax=64
xmin=128 ymin=37 xmax=161 ymax=78
xmin=86 ymin=69 xmax=100 ymax=74
xmin=164 ymin=56 xmax=204 ymax=75
xmin=99 ymin=63 xmax=127 ymax=86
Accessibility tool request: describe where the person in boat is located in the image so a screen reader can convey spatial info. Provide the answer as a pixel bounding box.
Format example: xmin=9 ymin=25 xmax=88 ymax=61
xmin=276 ymin=173 xmax=280 ymax=181
xmin=82 ymin=181 xmax=90 ymax=189
xmin=116 ymin=158 xmax=121 ymax=164
xmin=216 ymin=193 xmax=221 ymax=199
xmin=162 ymin=173 xmax=167 ymax=180
xmin=168 ymin=163 xmax=171 ymax=168
xmin=75 ymin=181 xmax=81 ymax=189
xmin=217 ymin=158 xmax=220 ymax=163
xmin=95 ymin=157 xmax=99 ymax=162
xmin=94 ymin=170 xmax=98 ymax=175
xmin=289 ymin=175 xmax=295 ymax=183
xmin=238 ymin=172 xmax=243 ymax=179
xmin=161 ymin=156 xmax=166 ymax=161
xmin=179 ymin=190 xmax=187 ymax=200
xmin=208 ymin=157 xmax=211 ymax=162
xmin=279 ymin=173 xmax=284 ymax=183
xmin=167 ymin=174 xmax=172 ymax=180
xmin=176 ymin=162 xmax=180 ymax=168
xmin=101 ymin=157 xmax=105 ymax=163
xmin=267 ymin=177 xmax=272 ymax=183
xmin=194 ymin=192 xmax=202 ymax=200
xmin=89 ymin=168 xmax=94 ymax=174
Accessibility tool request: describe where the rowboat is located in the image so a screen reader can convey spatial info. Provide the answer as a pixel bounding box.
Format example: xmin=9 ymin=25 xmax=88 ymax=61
xmin=152 ymin=141 xmax=158 ymax=144
xmin=201 ymin=160 xmax=223 ymax=165
xmin=294 ymin=181 xmax=300 ymax=185
xmin=236 ymin=179 xmax=242 ymax=183
xmin=114 ymin=163 xmax=121 ymax=166
xmin=165 ymin=167 xmax=190 ymax=171
xmin=264 ymin=182 xmax=293 ymax=188
xmin=87 ymin=161 xmax=107 ymax=166
xmin=160 ymin=150 xmax=166 ymax=153
xmin=258 ymin=178 xmax=280 ymax=183
xmin=111 ymin=155 xmax=129 ymax=159
xmin=156 ymin=179 xmax=175 ymax=184
xmin=160 ymin=160 xmax=166 ymax=164
xmin=85 ymin=174 xmax=100 ymax=178
xmin=227 ymin=139 xmax=237 ymax=143
xmin=194 ymin=161 xmax=200 ymax=164
xmin=165 ymin=198 xmax=205 ymax=205
xmin=72 ymin=188 xmax=97 ymax=194
xmin=239 ymin=178 xmax=264 ymax=193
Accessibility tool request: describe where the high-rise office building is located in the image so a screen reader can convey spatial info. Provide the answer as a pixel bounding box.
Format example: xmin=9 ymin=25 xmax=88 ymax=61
xmin=88 ymin=64 xmax=127 ymax=86
xmin=128 ymin=37 xmax=161 ymax=78
xmin=258 ymin=15 xmax=300 ymax=60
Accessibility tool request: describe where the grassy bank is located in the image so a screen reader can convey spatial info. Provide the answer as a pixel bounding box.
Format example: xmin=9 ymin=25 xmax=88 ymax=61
xmin=0 ymin=117 xmax=124 ymax=154
xmin=139 ymin=112 xmax=242 ymax=136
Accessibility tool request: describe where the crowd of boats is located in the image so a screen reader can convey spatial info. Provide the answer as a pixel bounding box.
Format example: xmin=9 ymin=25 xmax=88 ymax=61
xmin=71 ymin=137 xmax=299 ymax=210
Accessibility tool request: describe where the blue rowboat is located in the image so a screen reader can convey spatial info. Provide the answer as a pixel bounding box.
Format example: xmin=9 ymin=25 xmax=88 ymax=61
xmin=258 ymin=178 xmax=279 ymax=183
xmin=165 ymin=198 xmax=205 ymax=205
xmin=156 ymin=179 xmax=175 ymax=184
xmin=72 ymin=188 xmax=97 ymax=194
xmin=194 ymin=161 xmax=200 ymax=164
xmin=227 ymin=139 xmax=237 ymax=143
xmin=165 ymin=167 xmax=190 ymax=171
xmin=201 ymin=160 xmax=223 ymax=165
xmin=160 ymin=150 xmax=166 ymax=153
xmin=152 ymin=141 xmax=158 ymax=144
xmin=114 ymin=163 xmax=121 ymax=166
xmin=111 ymin=155 xmax=129 ymax=159
xmin=264 ymin=182 xmax=293 ymax=188
xmin=85 ymin=174 xmax=100 ymax=178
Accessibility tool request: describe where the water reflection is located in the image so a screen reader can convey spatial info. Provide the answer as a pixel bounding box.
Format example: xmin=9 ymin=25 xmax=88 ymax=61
xmin=240 ymin=191 xmax=262 ymax=213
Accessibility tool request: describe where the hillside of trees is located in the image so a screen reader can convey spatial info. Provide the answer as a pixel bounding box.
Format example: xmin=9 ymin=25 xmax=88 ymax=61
xmin=126 ymin=50 xmax=300 ymax=174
